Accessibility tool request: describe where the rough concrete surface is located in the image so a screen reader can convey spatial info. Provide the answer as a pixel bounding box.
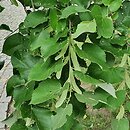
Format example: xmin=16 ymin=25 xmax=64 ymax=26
xmin=0 ymin=0 xmax=25 ymax=129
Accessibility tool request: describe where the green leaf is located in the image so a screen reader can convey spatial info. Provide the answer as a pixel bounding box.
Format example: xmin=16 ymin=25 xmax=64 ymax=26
xmin=109 ymin=0 xmax=122 ymax=12
xmin=51 ymin=104 xmax=73 ymax=130
xmin=102 ymin=0 xmax=111 ymax=6
xmin=32 ymin=107 xmax=52 ymax=130
xmin=125 ymin=71 xmax=130 ymax=89
xmin=88 ymin=63 xmax=124 ymax=83
xmin=102 ymin=0 xmax=122 ymax=12
xmin=75 ymin=89 xmax=109 ymax=105
xmin=55 ymin=43 xmax=68 ymax=60
xmin=31 ymin=79 xmax=61 ymax=104
xmin=57 ymin=115 xmax=74 ymax=130
xmin=2 ymin=110 xmax=20 ymax=127
xmin=10 ymin=119 xmax=28 ymax=130
xmin=76 ymin=44 xmax=107 ymax=68
xmin=99 ymin=17 xmax=114 ymax=38
xmin=60 ymin=5 xmax=87 ymax=19
xmin=24 ymin=11 xmax=47 ymax=28
xmin=73 ymin=20 xmax=96 ymax=38
xmin=2 ymin=33 xmax=24 ymax=56
xmin=107 ymin=90 xmax=126 ymax=110
xmin=49 ymin=8 xmax=58 ymax=30
xmin=6 ymin=75 xmax=25 ymax=96
xmin=30 ymin=29 xmax=50 ymax=50
xmin=29 ymin=58 xmax=63 ymax=81
xmin=41 ymin=39 xmax=67 ymax=58
xmin=28 ymin=125 xmax=39 ymax=130
xmin=55 ymin=83 xmax=69 ymax=108
xmin=111 ymin=118 xmax=129 ymax=130
xmin=0 ymin=24 xmax=12 ymax=31
xmin=99 ymin=67 xmax=124 ymax=83
xmin=11 ymin=53 xmax=40 ymax=80
xmin=71 ymin=0 xmax=90 ymax=7
xmin=69 ymin=67 xmax=82 ymax=94
xmin=20 ymin=102 xmax=31 ymax=118
xmin=91 ymin=5 xmax=113 ymax=38
xmin=74 ymin=71 xmax=102 ymax=85
xmin=125 ymin=101 xmax=130 ymax=112
xmin=111 ymin=35 xmax=126 ymax=46
xmin=122 ymin=16 xmax=130 ymax=27
xmin=13 ymin=84 xmax=34 ymax=108
xmin=99 ymin=38 xmax=124 ymax=57
xmin=98 ymin=83 xmax=116 ymax=98
xmin=70 ymin=46 xmax=81 ymax=71
xmin=75 ymin=92 xmax=98 ymax=106
xmin=10 ymin=0 xmax=18 ymax=6
xmin=0 ymin=5 xmax=4 ymax=12
xmin=116 ymin=106 xmax=125 ymax=120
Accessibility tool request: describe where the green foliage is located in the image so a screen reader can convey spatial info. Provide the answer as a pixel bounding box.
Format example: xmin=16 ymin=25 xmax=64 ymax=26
xmin=2 ymin=0 xmax=130 ymax=129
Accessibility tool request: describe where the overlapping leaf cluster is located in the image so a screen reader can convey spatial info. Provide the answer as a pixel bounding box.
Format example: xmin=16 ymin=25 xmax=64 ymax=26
xmin=1 ymin=0 xmax=130 ymax=129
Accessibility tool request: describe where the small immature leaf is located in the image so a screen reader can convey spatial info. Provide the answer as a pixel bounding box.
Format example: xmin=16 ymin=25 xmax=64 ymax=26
xmin=24 ymin=11 xmax=47 ymax=28
xmin=60 ymin=5 xmax=87 ymax=19
xmin=31 ymin=79 xmax=61 ymax=104
xmin=51 ymin=104 xmax=73 ymax=130
xmin=55 ymin=43 xmax=68 ymax=60
xmin=70 ymin=46 xmax=81 ymax=71
xmin=55 ymin=83 xmax=69 ymax=108
xmin=69 ymin=67 xmax=82 ymax=94
xmin=125 ymin=71 xmax=130 ymax=89
xmin=116 ymin=106 xmax=125 ymax=120
xmin=98 ymin=83 xmax=116 ymax=98
xmin=73 ymin=20 xmax=96 ymax=38
xmin=119 ymin=54 xmax=128 ymax=67
xmin=111 ymin=118 xmax=129 ymax=130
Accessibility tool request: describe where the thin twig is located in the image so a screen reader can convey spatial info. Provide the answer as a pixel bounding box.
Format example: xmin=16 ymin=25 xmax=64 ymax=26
xmin=30 ymin=0 xmax=35 ymax=11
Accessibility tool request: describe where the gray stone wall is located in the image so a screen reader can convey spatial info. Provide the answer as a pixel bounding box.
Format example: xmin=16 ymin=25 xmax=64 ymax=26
xmin=0 ymin=1 xmax=25 ymax=129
